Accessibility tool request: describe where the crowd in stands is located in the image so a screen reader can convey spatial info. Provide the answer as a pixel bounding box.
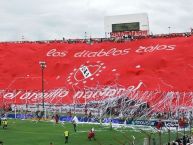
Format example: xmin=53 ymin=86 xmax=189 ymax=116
xmin=0 ymin=31 xmax=192 ymax=44
xmin=167 ymin=135 xmax=193 ymax=145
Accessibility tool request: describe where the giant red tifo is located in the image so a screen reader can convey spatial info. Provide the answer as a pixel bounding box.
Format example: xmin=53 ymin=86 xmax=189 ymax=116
xmin=0 ymin=36 xmax=192 ymax=113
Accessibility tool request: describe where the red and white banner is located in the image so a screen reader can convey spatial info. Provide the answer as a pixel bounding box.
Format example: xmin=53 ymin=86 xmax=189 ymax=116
xmin=0 ymin=36 xmax=193 ymax=108
xmin=110 ymin=30 xmax=148 ymax=38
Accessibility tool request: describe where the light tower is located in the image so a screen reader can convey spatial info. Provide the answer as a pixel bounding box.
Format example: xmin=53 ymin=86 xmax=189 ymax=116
xmin=39 ymin=61 xmax=46 ymax=119
xmin=168 ymin=26 xmax=171 ymax=34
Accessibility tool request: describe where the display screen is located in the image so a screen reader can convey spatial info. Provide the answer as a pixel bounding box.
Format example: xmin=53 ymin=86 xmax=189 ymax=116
xmin=112 ymin=22 xmax=140 ymax=32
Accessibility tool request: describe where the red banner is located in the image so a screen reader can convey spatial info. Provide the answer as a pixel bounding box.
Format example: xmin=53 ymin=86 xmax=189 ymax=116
xmin=110 ymin=30 xmax=148 ymax=38
xmin=0 ymin=36 xmax=193 ymax=109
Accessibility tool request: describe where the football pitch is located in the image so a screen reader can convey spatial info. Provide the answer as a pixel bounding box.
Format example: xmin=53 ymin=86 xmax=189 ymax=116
xmin=0 ymin=119 xmax=187 ymax=145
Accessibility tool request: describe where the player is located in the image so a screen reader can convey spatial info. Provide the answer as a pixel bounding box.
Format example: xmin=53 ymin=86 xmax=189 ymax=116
xmin=72 ymin=120 xmax=77 ymax=132
xmin=2 ymin=119 xmax=8 ymax=129
xmin=88 ymin=128 xmax=96 ymax=141
xmin=72 ymin=116 xmax=78 ymax=132
xmin=64 ymin=130 xmax=69 ymax=144
xmin=54 ymin=114 xmax=59 ymax=124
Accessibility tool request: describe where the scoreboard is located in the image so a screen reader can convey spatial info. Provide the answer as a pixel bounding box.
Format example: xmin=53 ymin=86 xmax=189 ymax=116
xmin=112 ymin=22 xmax=140 ymax=32
xmin=104 ymin=13 xmax=149 ymax=35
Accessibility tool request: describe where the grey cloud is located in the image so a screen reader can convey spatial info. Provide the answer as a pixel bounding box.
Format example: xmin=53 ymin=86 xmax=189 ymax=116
xmin=0 ymin=0 xmax=193 ymax=41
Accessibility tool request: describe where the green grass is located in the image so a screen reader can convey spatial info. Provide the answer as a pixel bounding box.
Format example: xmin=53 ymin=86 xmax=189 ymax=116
xmin=0 ymin=119 xmax=189 ymax=145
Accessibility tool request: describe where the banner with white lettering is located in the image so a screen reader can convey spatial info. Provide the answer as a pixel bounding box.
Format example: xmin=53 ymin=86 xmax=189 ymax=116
xmin=110 ymin=30 xmax=148 ymax=38
xmin=0 ymin=36 xmax=192 ymax=107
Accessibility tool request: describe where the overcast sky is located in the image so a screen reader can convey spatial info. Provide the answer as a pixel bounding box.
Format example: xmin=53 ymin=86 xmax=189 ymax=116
xmin=0 ymin=0 xmax=193 ymax=41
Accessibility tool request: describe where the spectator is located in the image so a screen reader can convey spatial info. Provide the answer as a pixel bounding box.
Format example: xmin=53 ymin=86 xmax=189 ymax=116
xmin=152 ymin=138 xmax=156 ymax=145
xmin=183 ymin=136 xmax=187 ymax=145
xmin=0 ymin=141 xmax=3 ymax=145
